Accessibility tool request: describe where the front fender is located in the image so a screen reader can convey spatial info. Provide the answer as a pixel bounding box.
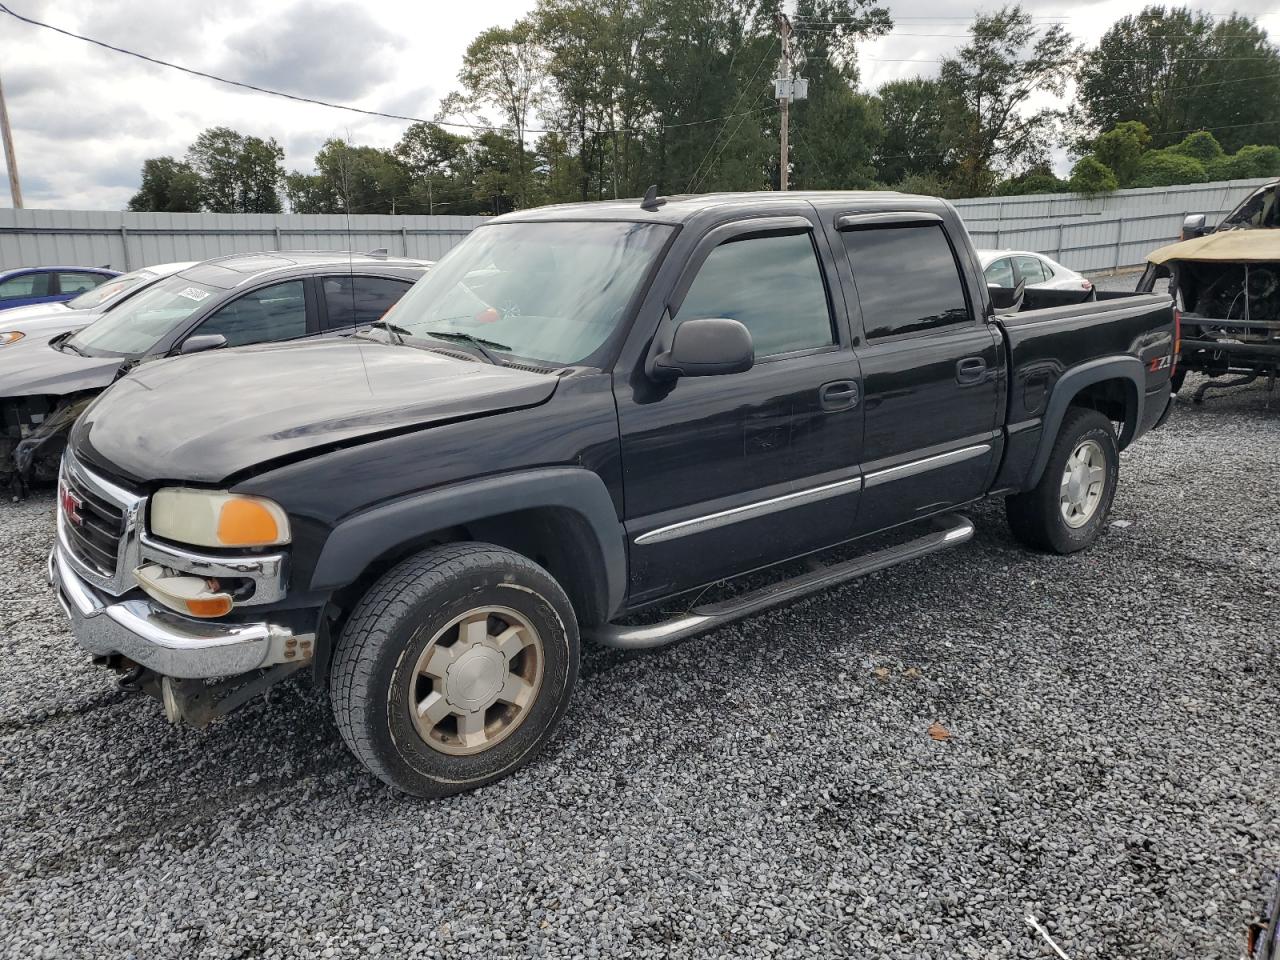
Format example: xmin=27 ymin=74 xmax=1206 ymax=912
xmin=309 ymin=467 xmax=627 ymax=618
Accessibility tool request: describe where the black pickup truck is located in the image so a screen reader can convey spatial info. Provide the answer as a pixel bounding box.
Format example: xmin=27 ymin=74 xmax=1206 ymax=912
xmin=49 ymin=190 xmax=1176 ymax=797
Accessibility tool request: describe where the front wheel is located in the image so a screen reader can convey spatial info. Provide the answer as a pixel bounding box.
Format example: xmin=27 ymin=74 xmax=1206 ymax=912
xmin=1005 ymin=407 xmax=1119 ymax=554
xmin=331 ymin=542 xmax=579 ymax=797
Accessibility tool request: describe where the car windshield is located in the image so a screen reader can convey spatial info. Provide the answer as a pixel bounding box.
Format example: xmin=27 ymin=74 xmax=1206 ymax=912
xmin=67 ymin=276 xmax=219 ymax=357
xmin=65 ymin=269 xmax=155 ymax=311
xmin=1220 ymin=183 xmax=1280 ymax=230
xmin=384 ymin=220 xmax=673 ymax=366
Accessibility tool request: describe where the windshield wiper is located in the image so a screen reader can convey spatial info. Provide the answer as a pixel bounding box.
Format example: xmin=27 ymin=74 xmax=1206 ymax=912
xmin=422 ymin=330 xmax=510 ymax=365
xmin=368 ymin=320 xmax=414 ymax=344
xmin=57 ymin=335 xmax=86 ymax=357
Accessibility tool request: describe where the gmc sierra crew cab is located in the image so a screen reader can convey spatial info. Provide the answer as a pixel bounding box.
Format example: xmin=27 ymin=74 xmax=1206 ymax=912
xmin=48 ymin=190 xmax=1176 ymax=797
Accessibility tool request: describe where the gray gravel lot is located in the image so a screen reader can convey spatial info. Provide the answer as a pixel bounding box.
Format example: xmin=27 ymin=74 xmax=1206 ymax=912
xmin=2 ymin=369 xmax=1279 ymax=959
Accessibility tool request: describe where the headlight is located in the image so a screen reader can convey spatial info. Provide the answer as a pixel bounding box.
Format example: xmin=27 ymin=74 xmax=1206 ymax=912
xmin=150 ymin=488 xmax=291 ymax=548
xmin=0 ymin=331 xmax=25 ymax=345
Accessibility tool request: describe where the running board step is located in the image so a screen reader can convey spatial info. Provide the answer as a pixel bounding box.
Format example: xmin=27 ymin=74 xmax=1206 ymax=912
xmin=587 ymin=513 xmax=975 ymax=650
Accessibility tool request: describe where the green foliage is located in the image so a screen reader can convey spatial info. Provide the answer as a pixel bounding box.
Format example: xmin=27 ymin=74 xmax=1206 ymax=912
xmin=938 ymin=5 xmax=1077 ymax=196
xmin=1169 ymin=131 xmax=1224 ymax=164
xmin=890 ymin=172 xmax=964 ymax=199
xmin=1206 ymin=144 xmax=1280 ymax=180
xmin=1130 ymin=150 xmax=1207 ymax=187
xmin=994 ymin=169 xmax=1068 ymax=196
xmin=873 ymin=78 xmax=954 ymax=185
xmin=186 ymin=127 xmax=285 ymax=213
xmin=1077 ymin=6 xmax=1280 ymax=152
xmin=1068 ymin=156 xmax=1119 ymax=195
xmin=1092 ymin=120 xmax=1150 ymax=186
xmin=127 ymin=157 xmax=202 ymax=212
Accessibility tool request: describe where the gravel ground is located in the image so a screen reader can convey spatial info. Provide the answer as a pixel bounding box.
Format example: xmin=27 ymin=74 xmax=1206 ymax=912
xmin=2 ymin=374 xmax=1279 ymax=959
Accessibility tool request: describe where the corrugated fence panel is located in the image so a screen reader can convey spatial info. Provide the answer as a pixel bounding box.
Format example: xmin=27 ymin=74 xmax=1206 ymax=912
xmin=0 ymin=178 xmax=1270 ymax=274
xmin=0 ymin=208 xmax=490 ymax=271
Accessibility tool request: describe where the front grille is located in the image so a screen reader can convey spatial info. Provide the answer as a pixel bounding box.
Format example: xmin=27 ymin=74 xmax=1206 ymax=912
xmin=58 ymin=450 xmax=143 ymax=596
xmin=62 ymin=470 xmax=126 ymax=576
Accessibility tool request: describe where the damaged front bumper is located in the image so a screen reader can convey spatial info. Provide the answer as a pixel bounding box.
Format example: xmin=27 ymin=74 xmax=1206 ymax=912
xmin=48 ymin=542 xmax=311 ymax=680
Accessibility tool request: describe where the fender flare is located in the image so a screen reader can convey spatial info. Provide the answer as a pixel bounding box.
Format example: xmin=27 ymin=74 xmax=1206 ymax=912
xmin=1025 ymin=356 xmax=1145 ymax=489
xmin=309 ymin=467 xmax=627 ymax=618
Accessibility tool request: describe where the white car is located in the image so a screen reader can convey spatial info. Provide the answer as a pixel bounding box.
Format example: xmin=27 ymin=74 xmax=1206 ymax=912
xmin=0 ymin=261 xmax=197 ymax=346
xmin=977 ymin=249 xmax=1094 ymax=311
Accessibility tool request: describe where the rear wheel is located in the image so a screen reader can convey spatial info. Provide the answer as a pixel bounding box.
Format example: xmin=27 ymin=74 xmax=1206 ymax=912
xmin=331 ymin=542 xmax=579 ymax=797
xmin=1006 ymin=407 xmax=1119 ymax=554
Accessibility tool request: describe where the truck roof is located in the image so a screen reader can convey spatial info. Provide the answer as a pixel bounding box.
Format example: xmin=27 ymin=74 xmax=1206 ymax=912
xmin=493 ymin=189 xmax=945 ymax=226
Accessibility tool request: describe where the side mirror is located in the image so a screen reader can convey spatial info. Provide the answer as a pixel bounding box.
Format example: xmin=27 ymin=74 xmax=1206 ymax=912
xmin=179 ymin=333 xmax=228 ymax=356
xmin=1181 ymin=214 xmax=1208 ymax=240
xmin=988 ymin=279 xmax=1025 ymax=313
xmin=650 ymin=317 xmax=754 ymax=380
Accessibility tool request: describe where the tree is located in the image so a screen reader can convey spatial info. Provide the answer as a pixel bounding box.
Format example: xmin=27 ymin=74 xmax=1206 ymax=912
xmin=1092 ymin=120 xmax=1150 ymax=186
xmin=284 ymin=171 xmax=339 ymax=214
xmin=186 ymin=127 xmax=284 ymax=213
xmin=127 ymin=157 xmax=202 ymax=212
xmin=1206 ymin=144 xmax=1280 ymax=180
xmin=1068 ymin=156 xmax=1119 ymax=195
xmin=1077 ymin=7 xmax=1280 ymax=152
xmin=1169 ymin=130 xmax=1224 ymax=165
xmin=456 ymin=22 xmax=547 ymax=207
xmin=873 ymin=78 xmax=954 ymax=186
xmin=1130 ymin=149 xmax=1206 ymax=187
xmin=939 ymin=6 xmax=1078 ymax=196
xmin=994 ymin=166 xmax=1067 ymax=195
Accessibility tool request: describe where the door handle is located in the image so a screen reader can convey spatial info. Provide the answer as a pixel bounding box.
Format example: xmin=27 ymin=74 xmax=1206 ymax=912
xmin=819 ymin=379 xmax=860 ymax=411
xmin=956 ymin=357 xmax=987 ymax=385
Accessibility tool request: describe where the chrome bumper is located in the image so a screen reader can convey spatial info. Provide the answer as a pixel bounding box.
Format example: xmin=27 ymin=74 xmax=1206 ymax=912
xmin=49 ymin=543 xmax=306 ymax=680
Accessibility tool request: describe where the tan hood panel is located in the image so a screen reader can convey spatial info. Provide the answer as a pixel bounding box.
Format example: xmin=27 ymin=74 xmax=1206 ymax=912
xmin=1147 ymin=230 xmax=1280 ymax=265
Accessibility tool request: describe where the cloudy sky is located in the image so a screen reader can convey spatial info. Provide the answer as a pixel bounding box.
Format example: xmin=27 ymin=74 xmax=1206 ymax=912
xmin=1 ymin=0 xmax=1276 ymax=209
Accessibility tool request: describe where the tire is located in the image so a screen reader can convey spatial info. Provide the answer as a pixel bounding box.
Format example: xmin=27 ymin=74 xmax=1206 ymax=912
xmin=1005 ymin=407 xmax=1119 ymax=554
xmin=331 ymin=542 xmax=579 ymax=797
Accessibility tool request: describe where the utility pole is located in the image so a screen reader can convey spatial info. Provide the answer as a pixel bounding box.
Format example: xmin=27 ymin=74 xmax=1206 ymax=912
xmin=774 ymin=12 xmax=792 ymax=191
xmin=0 ymin=69 xmax=22 ymax=208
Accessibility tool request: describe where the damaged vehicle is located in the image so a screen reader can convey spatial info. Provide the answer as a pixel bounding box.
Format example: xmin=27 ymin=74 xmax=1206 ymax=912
xmin=1 ymin=251 xmax=429 ymax=494
xmin=49 ymin=189 xmax=1176 ymax=797
xmin=0 ymin=261 xmax=196 ymax=347
xmin=1138 ymin=178 xmax=1280 ymax=401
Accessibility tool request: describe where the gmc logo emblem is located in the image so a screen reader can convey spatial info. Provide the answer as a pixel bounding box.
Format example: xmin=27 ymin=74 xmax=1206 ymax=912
xmin=59 ymin=482 xmax=83 ymax=527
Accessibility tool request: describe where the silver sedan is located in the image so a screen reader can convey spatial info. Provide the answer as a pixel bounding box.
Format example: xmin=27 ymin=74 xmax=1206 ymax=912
xmin=977 ymin=249 xmax=1095 ymax=310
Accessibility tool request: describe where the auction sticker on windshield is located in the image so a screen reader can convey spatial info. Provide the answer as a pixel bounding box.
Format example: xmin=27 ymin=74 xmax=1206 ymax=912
xmin=178 ymin=287 xmax=212 ymax=302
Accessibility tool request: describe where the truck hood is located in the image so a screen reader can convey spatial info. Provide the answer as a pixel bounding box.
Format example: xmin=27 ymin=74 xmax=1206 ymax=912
xmin=0 ymin=331 xmax=123 ymax=398
xmin=1147 ymin=229 xmax=1280 ymax=265
xmin=75 ymin=337 xmax=560 ymax=484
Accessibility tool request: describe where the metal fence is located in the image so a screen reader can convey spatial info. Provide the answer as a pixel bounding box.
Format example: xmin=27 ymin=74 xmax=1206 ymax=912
xmin=0 ymin=209 xmax=489 ymax=271
xmin=954 ymin=177 xmax=1271 ymax=274
xmin=0 ymin=176 xmax=1271 ymax=275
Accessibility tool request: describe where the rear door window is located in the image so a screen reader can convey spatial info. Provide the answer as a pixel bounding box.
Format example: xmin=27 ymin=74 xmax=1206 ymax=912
xmin=676 ymin=232 xmax=834 ymax=358
xmin=57 ymin=271 xmax=110 ymax=296
xmin=840 ymin=224 xmax=971 ymax=340
xmin=322 ymin=275 xmax=413 ymax=329
xmin=196 ymin=280 xmax=307 ymax=347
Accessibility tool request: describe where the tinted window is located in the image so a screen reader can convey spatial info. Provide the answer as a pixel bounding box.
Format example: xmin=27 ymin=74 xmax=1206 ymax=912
xmin=197 ymin=280 xmax=307 ymax=347
xmin=57 ymin=271 xmax=109 ymax=296
xmin=677 ymin=232 xmax=833 ymax=358
xmin=1015 ymin=256 xmax=1047 ymax=283
xmin=0 ymin=272 xmax=50 ymax=300
xmin=322 ymin=275 xmax=411 ymax=329
xmin=984 ymin=258 xmax=1015 ymax=287
xmin=841 ymin=225 xmax=970 ymax=340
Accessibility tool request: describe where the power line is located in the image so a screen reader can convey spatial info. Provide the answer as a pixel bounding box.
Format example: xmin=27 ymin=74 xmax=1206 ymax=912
xmin=0 ymin=2 xmax=775 ymax=139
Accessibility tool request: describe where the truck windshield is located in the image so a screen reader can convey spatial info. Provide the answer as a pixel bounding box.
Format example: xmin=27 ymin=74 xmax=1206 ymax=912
xmin=65 ymin=269 xmax=155 ymax=311
xmin=1220 ymin=183 xmax=1279 ymax=230
xmin=384 ymin=220 xmax=673 ymax=366
xmin=67 ymin=277 xmax=218 ymax=357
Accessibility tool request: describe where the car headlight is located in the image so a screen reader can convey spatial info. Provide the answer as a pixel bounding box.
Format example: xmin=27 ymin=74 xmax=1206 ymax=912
xmin=150 ymin=488 xmax=291 ymax=548
xmin=0 ymin=331 xmax=25 ymax=345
